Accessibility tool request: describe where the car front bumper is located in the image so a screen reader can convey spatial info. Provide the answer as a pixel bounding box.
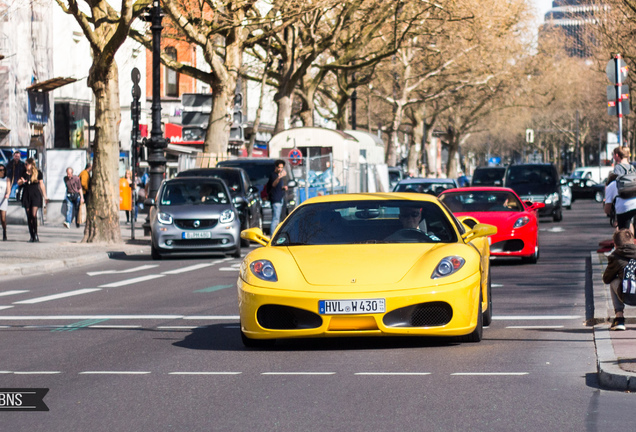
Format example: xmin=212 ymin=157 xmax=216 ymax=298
xmin=238 ymin=273 xmax=482 ymax=340
xmin=151 ymin=220 xmax=241 ymax=254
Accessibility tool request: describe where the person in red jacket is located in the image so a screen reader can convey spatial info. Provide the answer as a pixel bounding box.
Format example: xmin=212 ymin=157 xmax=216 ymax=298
xmin=603 ymin=229 xmax=636 ymax=330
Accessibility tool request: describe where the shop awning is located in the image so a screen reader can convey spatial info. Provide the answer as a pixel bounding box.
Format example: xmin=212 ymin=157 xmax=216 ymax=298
xmin=26 ymin=77 xmax=77 ymax=92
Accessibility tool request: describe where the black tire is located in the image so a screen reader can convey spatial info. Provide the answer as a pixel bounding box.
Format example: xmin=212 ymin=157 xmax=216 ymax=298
xmin=240 ymin=218 xmax=250 ymax=247
xmin=523 ymin=246 xmax=539 ymax=264
xmin=553 ymin=208 xmax=563 ymax=222
xmin=483 ymin=271 xmax=493 ymax=327
xmin=457 ymin=299 xmax=483 ymax=343
xmin=565 ymin=205 xmax=572 ymax=210
xmin=151 ymin=243 xmax=162 ymax=260
xmin=241 ymin=330 xmax=275 ymax=348
xmin=231 ymin=245 xmax=241 ymax=258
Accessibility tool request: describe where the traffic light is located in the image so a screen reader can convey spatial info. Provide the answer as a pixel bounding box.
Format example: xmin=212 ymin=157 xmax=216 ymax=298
xmin=231 ymin=90 xmax=244 ymax=141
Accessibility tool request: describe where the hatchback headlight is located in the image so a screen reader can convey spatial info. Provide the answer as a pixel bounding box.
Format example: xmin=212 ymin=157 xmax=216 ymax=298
xmin=157 ymin=212 xmax=173 ymax=225
xmin=432 ymin=256 xmax=465 ymax=279
xmin=219 ymin=209 xmax=235 ymax=224
xmin=250 ymin=260 xmax=278 ymax=282
xmin=545 ymin=192 xmax=559 ymax=205
xmin=513 ymin=216 xmax=530 ymax=228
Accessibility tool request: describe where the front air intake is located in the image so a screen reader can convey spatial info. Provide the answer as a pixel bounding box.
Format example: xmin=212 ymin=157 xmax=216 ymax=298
xmin=257 ymin=305 xmax=322 ymax=330
xmin=383 ymin=302 xmax=453 ymax=328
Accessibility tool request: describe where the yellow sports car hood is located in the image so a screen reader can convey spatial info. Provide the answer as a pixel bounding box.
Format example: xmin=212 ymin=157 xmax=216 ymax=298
xmin=289 ymin=244 xmax=451 ymax=287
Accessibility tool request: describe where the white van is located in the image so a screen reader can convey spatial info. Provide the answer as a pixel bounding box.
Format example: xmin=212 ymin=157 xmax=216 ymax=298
xmin=570 ymin=166 xmax=613 ymax=184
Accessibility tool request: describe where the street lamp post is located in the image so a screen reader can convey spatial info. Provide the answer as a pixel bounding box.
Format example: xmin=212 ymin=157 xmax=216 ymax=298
xmin=143 ymin=0 xmax=168 ymax=236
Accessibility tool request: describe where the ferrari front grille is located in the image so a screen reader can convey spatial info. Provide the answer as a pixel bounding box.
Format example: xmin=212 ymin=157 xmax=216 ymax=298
xmin=490 ymin=239 xmax=524 ymax=253
xmin=383 ymin=302 xmax=453 ymax=328
xmin=257 ymin=305 xmax=322 ymax=330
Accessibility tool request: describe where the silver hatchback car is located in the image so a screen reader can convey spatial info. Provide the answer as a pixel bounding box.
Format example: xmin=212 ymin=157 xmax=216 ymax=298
xmin=150 ymin=177 xmax=241 ymax=259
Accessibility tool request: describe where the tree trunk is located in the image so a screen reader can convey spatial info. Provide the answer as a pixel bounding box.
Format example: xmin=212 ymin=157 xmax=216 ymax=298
xmin=204 ymin=85 xmax=231 ymax=155
xmin=445 ymin=128 xmax=461 ymax=178
xmin=274 ymin=94 xmax=293 ymax=134
xmin=299 ymin=92 xmax=315 ymax=127
xmin=83 ymin=65 xmax=122 ymax=244
xmin=409 ymin=109 xmax=425 ymax=176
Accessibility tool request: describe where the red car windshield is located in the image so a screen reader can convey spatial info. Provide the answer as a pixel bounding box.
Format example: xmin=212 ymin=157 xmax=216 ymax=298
xmin=440 ymin=191 xmax=523 ymax=213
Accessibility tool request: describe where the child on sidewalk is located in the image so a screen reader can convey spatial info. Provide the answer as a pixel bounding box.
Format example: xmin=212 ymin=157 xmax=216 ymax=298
xmin=603 ymin=229 xmax=636 ymax=330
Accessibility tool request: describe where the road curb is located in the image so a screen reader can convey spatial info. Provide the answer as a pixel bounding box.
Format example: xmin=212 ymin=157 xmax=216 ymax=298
xmin=594 ymin=325 xmax=636 ymax=391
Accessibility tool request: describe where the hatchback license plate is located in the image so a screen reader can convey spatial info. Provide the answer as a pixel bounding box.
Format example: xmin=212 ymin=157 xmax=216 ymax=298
xmin=183 ymin=231 xmax=212 ymax=239
xmin=319 ymin=299 xmax=385 ymax=315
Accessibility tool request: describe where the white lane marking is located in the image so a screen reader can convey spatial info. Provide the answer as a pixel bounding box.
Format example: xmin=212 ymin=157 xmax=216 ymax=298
xmin=0 ymin=306 xmax=14 ymax=311
xmin=157 ymin=326 xmax=200 ymax=330
xmin=261 ymin=372 xmax=336 ymax=376
xmin=355 ymin=372 xmax=431 ymax=376
xmin=99 ymin=274 xmax=165 ymax=288
xmin=13 ymin=289 xmax=101 ymax=305
xmin=79 ymin=371 xmax=151 ymax=375
xmin=219 ymin=268 xmax=240 ymax=271
xmin=87 ymin=265 xmax=159 ymax=277
xmin=492 ymin=315 xmax=581 ymax=320
xmin=162 ymin=263 xmax=215 ymax=275
xmin=451 ymin=372 xmax=529 ymax=376
xmin=491 ymin=284 xmax=503 ymax=288
xmin=88 ymin=325 xmax=143 ymax=329
xmin=0 ymin=290 xmax=29 ymax=297
xmin=0 ymin=315 xmax=240 ymax=321
xmin=506 ymin=325 xmax=564 ymax=329
xmin=13 ymin=371 xmax=61 ymax=375
xmin=168 ymin=372 xmax=242 ymax=375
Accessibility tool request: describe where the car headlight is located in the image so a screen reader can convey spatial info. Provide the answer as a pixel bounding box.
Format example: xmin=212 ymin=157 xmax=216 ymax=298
xmin=250 ymin=260 xmax=278 ymax=282
xmin=157 ymin=212 xmax=173 ymax=225
xmin=431 ymin=256 xmax=465 ymax=279
xmin=513 ymin=216 xmax=530 ymax=228
xmin=544 ymin=192 xmax=559 ymax=205
xmin=219 ymin=209 xmax=235 ymax=224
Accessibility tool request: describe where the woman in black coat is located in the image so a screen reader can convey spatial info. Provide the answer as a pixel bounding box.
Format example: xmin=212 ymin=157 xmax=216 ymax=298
xmin=17 ymin=157 xmax=48 ymax=242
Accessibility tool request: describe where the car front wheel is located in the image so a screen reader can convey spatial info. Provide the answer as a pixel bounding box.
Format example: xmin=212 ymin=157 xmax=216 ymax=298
xmin=151 ymin=243 xmax=162 ymax=260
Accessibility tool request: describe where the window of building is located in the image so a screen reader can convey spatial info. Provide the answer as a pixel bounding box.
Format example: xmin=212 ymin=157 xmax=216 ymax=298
xmin=165 ymin=47 xmax=179 ymax=97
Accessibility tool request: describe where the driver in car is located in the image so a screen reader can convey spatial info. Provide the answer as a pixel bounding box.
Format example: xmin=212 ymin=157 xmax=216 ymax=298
xmin=398 ymin=207 xmax=422 ymax=229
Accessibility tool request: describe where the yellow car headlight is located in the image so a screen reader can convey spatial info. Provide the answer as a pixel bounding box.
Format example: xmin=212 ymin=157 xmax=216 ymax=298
xmin=431 ymin=256 xmax=465 ymax=279
xmin=250 ymin=259 xmax=278 ymax=282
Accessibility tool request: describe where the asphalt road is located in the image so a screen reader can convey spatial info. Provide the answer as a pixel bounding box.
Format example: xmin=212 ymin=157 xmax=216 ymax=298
xmin=1 ymin=199 xmax=634 ymax=431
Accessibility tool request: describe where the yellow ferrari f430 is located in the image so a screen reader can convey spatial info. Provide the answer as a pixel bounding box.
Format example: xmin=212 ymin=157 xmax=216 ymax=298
xmin=238 ymin=193 xmax=496 ymax=347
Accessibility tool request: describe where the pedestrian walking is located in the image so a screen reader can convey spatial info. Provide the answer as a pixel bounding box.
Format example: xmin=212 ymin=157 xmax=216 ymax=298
xmin=17 ymin=157 xmax=47 ymax=242
xmin=0 ymin=164 xmax=9 ymax=240
xmin=6 ymin=151 xmax=25 ymax=200
xmin=79 ymin=162 xmax=92 ymax=206
xmin=63 ymin=167 xmax=84 ymax=228
xmin=266 ymin=159 xmax=288 ymax=233
xmin=603 ymin=229 xmax=636 ymax=331
xmin=123 ymin=169 xmax=137 ymax=223
xmin=605 ymin=146 xmax=636 ymax=233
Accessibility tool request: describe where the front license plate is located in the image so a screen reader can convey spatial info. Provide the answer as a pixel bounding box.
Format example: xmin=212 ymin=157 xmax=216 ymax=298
xmin=319 ymin=299 xmax=385 ymax=315
xmin=182 ymin=231 xmax=212 ymax=239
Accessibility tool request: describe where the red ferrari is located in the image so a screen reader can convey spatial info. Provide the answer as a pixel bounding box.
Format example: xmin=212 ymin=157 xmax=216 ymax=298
xmin=439 ymin=187 xmax=544 ymax=263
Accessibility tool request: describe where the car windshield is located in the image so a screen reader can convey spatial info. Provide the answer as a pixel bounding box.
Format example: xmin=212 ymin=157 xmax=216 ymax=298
xmin=271 ymin=200 xmax=457 ymax=246
xmin=507 ymin=166 xmax=555 ymax=186
xmin=394 ymin=181 xmax=454 ymax=195
xmin=472 ymin=168 xmax=505 ymax=185
xmin=180 ymin=170 xmax=243 ymax=193
xmin=218 ymin=162 xmax=272 ymax=187
xmin=440 ymin=191 xmax=523 ymax=212
xmin=160 ymin=181 xmax=229 ymax=206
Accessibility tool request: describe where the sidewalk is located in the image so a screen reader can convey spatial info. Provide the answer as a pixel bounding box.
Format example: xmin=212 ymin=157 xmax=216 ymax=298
xmin=0 ymin=215 xmax=150 ymax=279
xmin=591 ymin=251 xmax=636 ymax=391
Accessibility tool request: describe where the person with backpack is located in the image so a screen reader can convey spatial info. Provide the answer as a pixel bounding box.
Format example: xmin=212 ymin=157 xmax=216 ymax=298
xmin=603 ymin=229 xmax=636 ymax=331
xmin=604 ymin=146 xmax=636 ymax=232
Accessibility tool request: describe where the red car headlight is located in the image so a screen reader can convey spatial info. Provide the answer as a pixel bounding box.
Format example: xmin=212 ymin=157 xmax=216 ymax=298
xmin=513 ymin=216 xmax=530 ymax=228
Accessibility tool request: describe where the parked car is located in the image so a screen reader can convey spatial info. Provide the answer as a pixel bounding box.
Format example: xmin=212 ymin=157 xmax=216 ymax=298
xmin=149 ymin=177 xmax=241 ymax=260
xmin=568 ymin=176 xmax=605 ymax=201
xmin=439 ymin=187 xmax=545 ymax=263
xmin=393 ymin=177 xmax=458 ymax=195
xmin=238 ymin=192 xmax=495 ymax=347
xmin=504 ymin=163 xmax=562 ymax=222
xmin=177 ymin=167 xmax=263 ymax=246
xmin=471 ymin=166 xmax=506 ymax=187
xmin=388 ymin=167 xmax=405 ymax=190
xmin=217 ymin=158 xmax=297 ymax=233
xmin=570 ymin=166 xmax=613 ymax=184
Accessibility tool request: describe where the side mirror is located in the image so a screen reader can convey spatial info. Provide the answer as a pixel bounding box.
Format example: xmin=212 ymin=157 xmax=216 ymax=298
xmin=287 ymin=180 xmax=297 ymax=188
xmin=248 ymin=185 xmax=259 ymax=194
xmin=462 ymin=223 xmax=497 ymax=242
xmin=457 ymin=215 xmax=479 ymax=229
xmin=241 ymin=227 xmax=270 ymax=247
xmin=145 ymin=198 xmax=156 ymax=207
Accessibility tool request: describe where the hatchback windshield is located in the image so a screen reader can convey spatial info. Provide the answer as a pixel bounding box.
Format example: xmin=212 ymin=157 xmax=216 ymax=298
xmin=272 ymin=200 xmax=457 ymax=245
xmin=440 ymin=191 xmax=523 ymax=212
xmin=160 ymin=181 xmax=229 ymax=206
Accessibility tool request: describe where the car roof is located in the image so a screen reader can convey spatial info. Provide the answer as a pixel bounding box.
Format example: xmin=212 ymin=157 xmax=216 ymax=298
xmin=397 ymin=177 xmax=456 ymax=184
xmin=218 ymin=158 xmax=278 ymax=165
xmin=179 ymin=167 xmax=245 ymax=175
xmin=440 ymin=186 xmax=519 ymax=195
xmin=299 ymin=192 xmax=441 ymax=206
